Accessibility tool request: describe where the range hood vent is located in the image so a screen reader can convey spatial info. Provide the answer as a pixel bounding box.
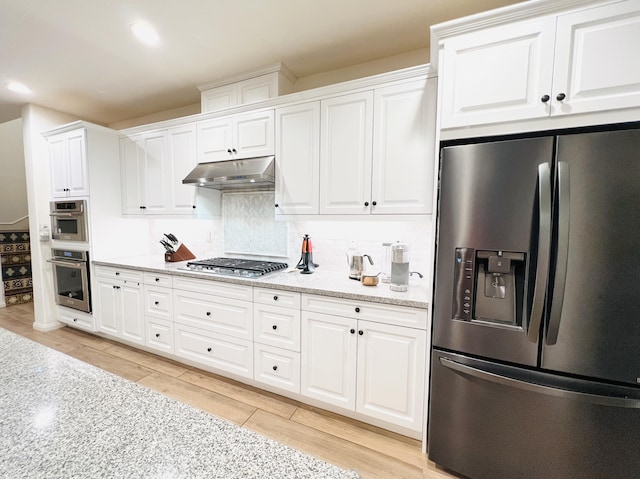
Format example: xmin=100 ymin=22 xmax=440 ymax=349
xmin=182 ymin=156 xmax=275 ymax=191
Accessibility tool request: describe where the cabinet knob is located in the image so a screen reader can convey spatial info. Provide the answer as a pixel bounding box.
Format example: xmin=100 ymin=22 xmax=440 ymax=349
xmin=227 ymin=149 xmax=232 ymax=154
xmin=350 ymin=328 xmax=355 ymax=334
xmin=207 ymin=347 xmax=212 ymax=352
xmin=155 ymin=333 xmax=160 ymax=338
xmin=155 ymin=277 xmax=160 ymax=282
xmin=272 ymin=365 xmax=278 ymax=371
xmin=154 ymin=301 xmax=159 ymax=306
xmin=355 ymin=307 xmax=360 ymax=313
xmin=372 ymin=201 xmax=377 ymax=206
xmin=272 ymin=324 xmax=277 ymax=330
xmin=274 ymin=203 xmax=279 ymax=208
xmin=232 ymin=148 xmax=237 ymax=154
xmin=358 ymin=330 xmax=364 ymax=335
xmin=556 ymin=92 xmax=566 ymax=101
xmin=273 ymin=295 xmax=278 ymax=301
xmin=115 ymin=272 xmax=120 ymax=276
xmin=541 ymin=94 xmax=550 ymax=103
xmin=364 ymin=202 xmax=369 ymax=207
xmin=192 ymin=205 xmax=196 ymax=209
xmin=73 ymin=318 xmax=78 ymax=322
xmin=140 ymin=206 xmax=146 ymax=209
xmin=206 ymin=311 xmax=211 ymax=316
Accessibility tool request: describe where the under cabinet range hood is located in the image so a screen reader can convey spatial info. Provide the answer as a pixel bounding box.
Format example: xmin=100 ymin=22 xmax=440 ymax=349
xmin=182 ymin=156 xmax=275 ymax=190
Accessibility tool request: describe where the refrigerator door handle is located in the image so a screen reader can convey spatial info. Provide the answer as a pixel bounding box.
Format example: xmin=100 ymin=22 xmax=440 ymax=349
xmin=439 ymin=357 xmax=640 ymax=409
xmin=547 ymin=161 xmax=570 ymax=345
xmin=527 ymin=163 xmax=552 ymax=342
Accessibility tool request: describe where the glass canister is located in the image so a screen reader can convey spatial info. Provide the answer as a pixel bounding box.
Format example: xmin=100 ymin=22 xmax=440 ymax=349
xmin=390 ymin=243 xmax=410 ymax=292
xmin=381 ymin=242 xmax=393 ymax=283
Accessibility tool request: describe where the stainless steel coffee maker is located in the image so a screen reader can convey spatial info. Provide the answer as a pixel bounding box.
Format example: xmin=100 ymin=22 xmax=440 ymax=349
xmin=390 ymin=242 xmax=410 ymax=291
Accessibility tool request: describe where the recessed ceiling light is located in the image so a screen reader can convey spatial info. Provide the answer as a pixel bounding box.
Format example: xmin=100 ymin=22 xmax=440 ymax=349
xmin=7 ymin=81 xmax=32 ymax=95
xmin=130 ymin=21 xmax=160 ymax=46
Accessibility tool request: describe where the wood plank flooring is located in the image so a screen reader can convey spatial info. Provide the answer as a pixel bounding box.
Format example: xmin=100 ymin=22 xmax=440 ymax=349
xmin=0 ymin=303 xmax=463 ymax=479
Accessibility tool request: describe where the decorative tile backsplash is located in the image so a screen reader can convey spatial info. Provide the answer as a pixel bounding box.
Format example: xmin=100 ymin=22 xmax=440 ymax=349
xmin=222 ymin=192 xmax=288 ymax=258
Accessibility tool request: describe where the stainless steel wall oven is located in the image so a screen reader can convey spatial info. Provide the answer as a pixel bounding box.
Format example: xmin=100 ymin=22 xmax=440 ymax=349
xmin=48 ymin=248 xmax=91 ymax=313
xmin=50 ymin=199 xmax=88 ymax=242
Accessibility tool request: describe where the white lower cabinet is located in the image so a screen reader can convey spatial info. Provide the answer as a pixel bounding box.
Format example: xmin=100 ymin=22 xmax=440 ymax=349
xmin=175 ymin=323 xmax=253 ymax=379
xmin=254 ymin=343 xmax=300 ymax=393
xmin=94 ymin=267 xmax=144 ymax=345
xmin=301 ymin=295 xmax=427 ymax=433
xmin=58 ymin=307 xmax=96 ymax=332
xmin=146 ymin=317 xmax=174 ymax=354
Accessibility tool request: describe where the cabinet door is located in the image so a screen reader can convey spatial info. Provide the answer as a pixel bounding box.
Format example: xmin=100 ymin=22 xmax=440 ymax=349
xmin=356 ymin=321 xmax=426 ymax=432
xmin=120 ymin=135 xmax=144 ymax=214
xmin=96 ymin=279 xmax=119 ymax=336
xmin=201 ymin=84 xmax=237 ymax=113
xmin=552 ymin=1 xmax=640 ymax=116
xmin=275 ymin=102 xmax=320 ymax=215
xmin=238 ymin=74 xmax=277 ymax=105
xmin=233 ymin=109 xmax=275 ymax=158
xmin=372 ymin=80 xmax=433 ymax=214
xmin=167 ymin=124 xmax=197 ymax=214
xmin=196 ymin=117 xmax=233 ymax=162
xmin=301 ymin=311 xmax=357 ymax=409
xmin=319 ymin=91 xmax=374 ymax=214
xmin=439 ymin=17 xmax=556 ymax=128
xmin=65 ymin=129 xmax=89 ymax=197
xmin=49 ymin=134 xmax=69 ymax=198
xmin=120 ymin=282 xmax=144 ymax=345
xmin=140 ymin=131 xmax=169 ymax=214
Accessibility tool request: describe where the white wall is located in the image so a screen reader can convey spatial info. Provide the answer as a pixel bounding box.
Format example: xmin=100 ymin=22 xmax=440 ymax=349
xmin=22 ymin=104 xmax=77 ymax=331
xmin=0 ymin=118 xmax=28 ymax=228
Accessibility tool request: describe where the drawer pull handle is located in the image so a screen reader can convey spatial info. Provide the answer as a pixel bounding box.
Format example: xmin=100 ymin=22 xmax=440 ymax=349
xmin=272 ymin=365 xmax=278 ymax=371
xmin=272 ymin=325 xmax=277 ymax=330
xmin=155 ymin=333 xmax=160 ymax=338
xmin=355 ymin=307 xmax=360 ymax=313
xmin=154 ymin=301 xmax=159 ymax=306
xmin=206 ymin=312 xmax=211 ymax=316
xmin=207 ymin=347 xmax=212 ymax=352
xmin=273 ymin=295 xmax=278 ymax=301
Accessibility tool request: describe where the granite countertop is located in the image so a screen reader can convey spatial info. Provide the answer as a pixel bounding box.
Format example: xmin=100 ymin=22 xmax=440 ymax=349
xmin=92 ymin=256 xmax=430 ymax=309
xmin=0 ymin=327 xmax=360 ymax=479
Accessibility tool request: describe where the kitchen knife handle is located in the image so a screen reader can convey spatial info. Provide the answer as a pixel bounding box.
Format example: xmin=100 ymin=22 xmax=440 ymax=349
xmin=547 ymin=161 xmax=570 ymax=345
xmin=528 ymin=163 xmax=552 ymax=342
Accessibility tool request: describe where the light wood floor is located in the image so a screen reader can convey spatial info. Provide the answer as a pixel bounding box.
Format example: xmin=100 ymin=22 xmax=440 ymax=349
xmin=0 ymin=303 xmax=463 ymax=479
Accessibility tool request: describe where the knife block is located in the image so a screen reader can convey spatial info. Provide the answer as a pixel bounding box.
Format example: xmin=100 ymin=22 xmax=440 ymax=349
xmin=164 ymin=244 xmax=196 ymax=262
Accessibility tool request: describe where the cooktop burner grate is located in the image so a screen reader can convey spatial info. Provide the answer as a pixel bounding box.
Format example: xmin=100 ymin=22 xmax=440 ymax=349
xmin=183 ymin=257 xmax=288 ymax=277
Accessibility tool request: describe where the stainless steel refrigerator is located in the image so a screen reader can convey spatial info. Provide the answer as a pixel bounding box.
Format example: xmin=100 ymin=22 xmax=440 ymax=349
xmin=428 ymin=126 xmax=640 ymax=479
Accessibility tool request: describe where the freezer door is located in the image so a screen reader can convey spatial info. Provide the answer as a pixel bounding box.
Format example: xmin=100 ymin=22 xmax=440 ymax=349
xmin=433 ymin=137 xmax=554 ymax=365
xmin=542 ymin=128 xmax=640 ymax=386
xmin=428 ymin=350 xmax=640 ymax=479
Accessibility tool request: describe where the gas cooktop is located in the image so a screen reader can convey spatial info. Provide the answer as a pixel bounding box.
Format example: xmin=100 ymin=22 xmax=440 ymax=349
xmin=181 ymin=257 xmax=289 ymax=278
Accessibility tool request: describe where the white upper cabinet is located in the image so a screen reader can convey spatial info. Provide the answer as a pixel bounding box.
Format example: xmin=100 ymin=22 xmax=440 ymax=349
xmin=120 ymin=125 xmax=198 ymax=215
xmin=439 ymin=17 xmax=556 ymax=128
xmin=552 ymin=1 xmax=640 ymax=116
xmin=197 ymin=110 xmax=274 ymax=163
xmin=319 ymin=91 xmax=374 ymax=215
xmin=372 ymin=79 xmax=433 ymax=215
xmin=274 ymin=102 xmax=321 ymax=215
xmin=49 ymin=128 xmax=90 ymax=198
xmin=438 ymin=0 xmax=640 ymax=130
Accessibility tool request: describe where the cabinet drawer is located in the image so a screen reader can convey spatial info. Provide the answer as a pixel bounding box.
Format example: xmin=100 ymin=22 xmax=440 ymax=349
xmin=301 ymin=294 xmax=427 ymax=330
xmin=175 ymin=324 xmax=253 ymax=379
xmin=144 ymin=285 xmax=173 ymax=320
xmin=94 ymin=266 xmax=142 ymax=283
xmin=253 ymin=287 xmax=301 ymax=309
xmin=145 ymin=317 xmax=174 ymax=354
xmin=173 ymin=289 xmax=253 ymax=340
xmin=143 ymin=272 xmax=172 ymax=288
xmin=59 ymin=307 xmax=96 ymax=332
xmin=173 ymin=276 xmax=252 ymax=301
xmin=254 ymin=303 xmax=300 ymax=352
xmin=254 ymin=343 xmax=300 ymax=394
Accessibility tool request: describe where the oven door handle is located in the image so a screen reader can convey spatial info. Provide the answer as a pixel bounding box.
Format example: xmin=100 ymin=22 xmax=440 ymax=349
xmin=49 ymin=212 xmax=83 ymax=217
xmin=47 ymin=258 xmax=87 ymax=266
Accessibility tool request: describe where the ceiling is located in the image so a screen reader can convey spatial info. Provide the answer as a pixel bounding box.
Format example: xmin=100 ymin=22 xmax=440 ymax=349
xmin=0 ymin=0 xmax=523 ymax=126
